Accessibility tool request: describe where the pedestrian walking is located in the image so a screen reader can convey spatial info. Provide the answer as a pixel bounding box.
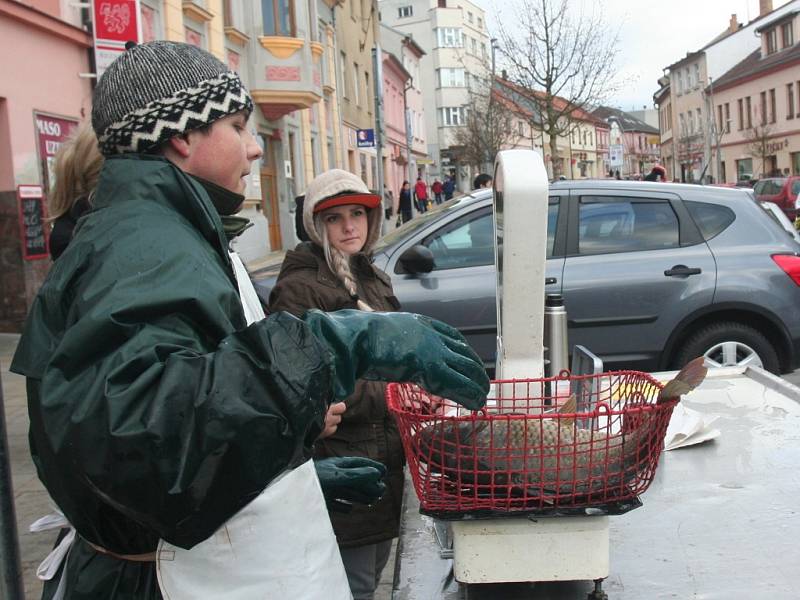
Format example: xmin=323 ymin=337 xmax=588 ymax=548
xmin=269 ymin=169 xmax=405 ymax=600
xmin=432 ymin=179 xmax=443 ymax=204
xmin=413 ymin=177 xmax=428 ymax=213
xmin=443 ymin=174 xmax=455 ymax=200
xmin=398 ymin=180 xmax=413 ymax=224
xmin=11 ymin=40 xmax=488 ymax=600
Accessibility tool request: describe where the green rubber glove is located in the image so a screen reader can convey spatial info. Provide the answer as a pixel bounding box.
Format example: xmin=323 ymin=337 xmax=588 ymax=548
xmin=302 ymin=309 xmax=489 ymax=410
xmin=314 ymin=456 xmax=387 ymax=512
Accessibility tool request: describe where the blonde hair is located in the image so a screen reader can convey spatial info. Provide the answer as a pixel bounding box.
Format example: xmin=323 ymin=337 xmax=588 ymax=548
xmin=314 ymin=212 xmax=374 ymax=312
xmin=48 ymin=122 xmax=104 ymax=220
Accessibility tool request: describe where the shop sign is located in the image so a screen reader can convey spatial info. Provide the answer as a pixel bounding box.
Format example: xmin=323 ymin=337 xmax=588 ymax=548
xmin=34 ymin=112 xmax=79 ymax=195
xmin=357 ymin=129 xmax=375 ymax=148
xmin=92 ymin=0 xmax=142 ymax=78
xmin=17 ymin=185 xmax=48 ymax=261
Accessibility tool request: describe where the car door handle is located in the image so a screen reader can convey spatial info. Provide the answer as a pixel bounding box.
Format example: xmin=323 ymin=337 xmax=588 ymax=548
xmin=664 ymin=265 xmax=702 ymax=277
xmin=545 ymin=277 xmax=557 ymax=285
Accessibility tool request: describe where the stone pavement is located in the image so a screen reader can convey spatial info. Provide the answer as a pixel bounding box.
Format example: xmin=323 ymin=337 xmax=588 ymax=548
xmin=1 ymin=333 xmax=50 ymax=599
xmin=0 ymin=332 xmax=394 ymax=599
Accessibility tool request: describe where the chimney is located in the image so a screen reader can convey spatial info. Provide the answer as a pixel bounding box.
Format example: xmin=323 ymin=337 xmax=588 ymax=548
xmin=729 ymin=14 xmax=738 ymax=33
xmin=501 ymin=69 xmax=507 ymax=79
xmin=760 ymin=0 xmax=773 ymax=17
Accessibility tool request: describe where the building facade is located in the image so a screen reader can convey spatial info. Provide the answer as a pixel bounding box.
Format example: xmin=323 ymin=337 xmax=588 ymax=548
xmin=711 ymin=9 xmax=800 ymax=182
xmin=381 ymin=22 xmax=428 ymax=198
xmin=592 ymin=106 xmax=660 ymax=178
xmin=379 ymin=0 xmax=491 ymax=191
xmin=655 ymin=0 xmax=800 ymax=182
xmin=0 ymin=0 xmax=93 ymax=331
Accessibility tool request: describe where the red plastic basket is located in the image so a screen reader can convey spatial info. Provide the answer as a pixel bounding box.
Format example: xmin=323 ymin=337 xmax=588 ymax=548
xmin=386 ymin=370 xmax=676 ymax=518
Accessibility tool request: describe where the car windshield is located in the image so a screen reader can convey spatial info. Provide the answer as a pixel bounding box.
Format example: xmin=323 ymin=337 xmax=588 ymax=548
xmin=373 ymin=196 xmax=484 ymax=251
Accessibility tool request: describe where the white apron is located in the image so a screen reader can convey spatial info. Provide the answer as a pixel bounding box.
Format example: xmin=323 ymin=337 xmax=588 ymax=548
xmin=155 ymin=252 xmax=351 ymax=599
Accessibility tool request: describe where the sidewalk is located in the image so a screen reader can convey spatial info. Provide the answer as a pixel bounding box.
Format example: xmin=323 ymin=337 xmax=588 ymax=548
xmin=1 ymin=333 xmax=50 ymax=599
xmin=1 ymin=333 xmax=395 ymax=599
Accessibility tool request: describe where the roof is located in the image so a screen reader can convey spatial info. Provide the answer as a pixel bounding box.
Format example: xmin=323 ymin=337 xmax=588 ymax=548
xmin=493 ymin=77 xmax=609 ymax=127
xmin=755 ymin=9 xmax=800 ymax=33
xmin=590 ymin=106 xmax=659 ymax=134
xmin=711 ymin=43 xmax=800 ymax=92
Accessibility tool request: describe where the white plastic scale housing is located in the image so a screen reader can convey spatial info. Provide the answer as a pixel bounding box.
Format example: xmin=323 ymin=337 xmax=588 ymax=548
xmin=450 ymin=150 xmax=610 ymax=585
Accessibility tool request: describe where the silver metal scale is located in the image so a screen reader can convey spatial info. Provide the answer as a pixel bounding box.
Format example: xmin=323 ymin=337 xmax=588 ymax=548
xmin=391 ymin=149 xmax=800 ymax=599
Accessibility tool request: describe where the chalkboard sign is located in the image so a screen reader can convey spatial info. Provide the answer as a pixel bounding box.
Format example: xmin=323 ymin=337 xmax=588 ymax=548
xmin=17 ymin=185 xmax=49 ymax=260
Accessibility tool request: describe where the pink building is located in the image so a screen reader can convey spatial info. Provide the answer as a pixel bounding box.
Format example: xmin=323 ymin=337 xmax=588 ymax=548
xmin=0 ymin=0 xmax=93 ymax=331
xmin=380 ymin=24 xmax=428 ymax=201
xmin=382 ymin=50 xmax=412 ymax=205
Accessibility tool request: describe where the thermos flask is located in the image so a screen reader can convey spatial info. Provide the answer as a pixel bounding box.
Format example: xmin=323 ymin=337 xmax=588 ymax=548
xmin=544 ymin=293 xmax=569 ymax=380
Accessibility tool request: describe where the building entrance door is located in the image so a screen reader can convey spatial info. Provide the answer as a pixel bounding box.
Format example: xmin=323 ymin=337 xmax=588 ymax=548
xmin=260 ymin=135 xmax=281 ymax=251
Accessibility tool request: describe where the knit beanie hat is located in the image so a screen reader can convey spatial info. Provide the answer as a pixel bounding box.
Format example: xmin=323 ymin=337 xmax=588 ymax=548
xmin=92 ymin=41 xmax=253 ymax=156
xmin=303 ymin=169 xmax=383 ymax=253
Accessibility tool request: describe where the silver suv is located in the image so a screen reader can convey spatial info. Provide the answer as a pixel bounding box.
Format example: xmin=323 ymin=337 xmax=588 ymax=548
xmin=255 ymin=181 xmax=800 ymax=374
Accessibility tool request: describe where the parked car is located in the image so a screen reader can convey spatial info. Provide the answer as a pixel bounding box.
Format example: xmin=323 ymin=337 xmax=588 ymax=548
xmin=753 ymin=176 xmax=800 ymax=220
xmin=253 ymin=181 xmax=800 ymax=375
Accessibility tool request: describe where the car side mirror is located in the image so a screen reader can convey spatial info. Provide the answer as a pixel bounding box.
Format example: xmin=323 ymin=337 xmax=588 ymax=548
xmin=398 ymin=244 xmax=435 ymax=274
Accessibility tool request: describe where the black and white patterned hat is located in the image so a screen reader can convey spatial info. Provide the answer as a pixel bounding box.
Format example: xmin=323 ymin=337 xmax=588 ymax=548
xmin=92 ymin=41 xmax=253 ymax=156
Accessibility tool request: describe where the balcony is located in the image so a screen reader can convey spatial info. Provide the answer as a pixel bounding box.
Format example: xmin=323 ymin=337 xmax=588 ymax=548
xmin=251 ymin=34 xmax=324 ymax=121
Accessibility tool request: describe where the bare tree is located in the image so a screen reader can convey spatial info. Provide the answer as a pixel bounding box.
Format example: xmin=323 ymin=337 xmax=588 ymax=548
xmin=496 ymin=0 xmax=622 ymax=177
xmin=451 ymin=75 xmax=522 ymax=172
xmin=744 ymin=123 xmax=775 ymax=178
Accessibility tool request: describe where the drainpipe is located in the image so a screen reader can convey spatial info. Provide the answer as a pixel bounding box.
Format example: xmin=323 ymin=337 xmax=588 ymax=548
xmin=403 ymin=78 xmax=414 ymax=188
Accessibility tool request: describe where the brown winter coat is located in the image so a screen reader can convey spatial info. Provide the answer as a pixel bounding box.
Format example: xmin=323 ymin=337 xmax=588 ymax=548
xmin=268 ymin=242 xmax=404 ymax=548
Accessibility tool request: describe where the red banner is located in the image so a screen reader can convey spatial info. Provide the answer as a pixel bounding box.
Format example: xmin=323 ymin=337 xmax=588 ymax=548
xmin=92 ymin=0 xmax=141 ymax=77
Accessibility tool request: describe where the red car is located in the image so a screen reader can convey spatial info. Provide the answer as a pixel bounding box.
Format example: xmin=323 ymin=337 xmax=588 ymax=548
xmin=753 ymin=176 xmax=800 ymax=220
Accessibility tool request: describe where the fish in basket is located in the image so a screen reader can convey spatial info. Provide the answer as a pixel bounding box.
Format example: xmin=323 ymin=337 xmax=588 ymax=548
xmin=386 ymin=358 xmax=707 ymax=516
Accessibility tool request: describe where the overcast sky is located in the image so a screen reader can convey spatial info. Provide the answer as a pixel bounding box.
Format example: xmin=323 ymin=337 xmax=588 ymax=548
xmin=475 ymin=0 xmax=791 ymax=111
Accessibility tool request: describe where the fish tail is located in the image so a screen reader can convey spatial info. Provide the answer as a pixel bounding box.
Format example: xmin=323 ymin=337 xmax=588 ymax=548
xmin=657 ymin=356 xmax=707 ymax=402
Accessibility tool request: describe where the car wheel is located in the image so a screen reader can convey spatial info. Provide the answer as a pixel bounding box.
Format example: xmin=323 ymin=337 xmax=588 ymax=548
xmin=674 ymin=321 xmax=780 ymax=374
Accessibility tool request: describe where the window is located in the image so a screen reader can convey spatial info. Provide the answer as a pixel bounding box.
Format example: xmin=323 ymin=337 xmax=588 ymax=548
xmin=679 ymin=113 xmax=686 ymax=136
xmin=782 ymin=22 xmax=794 ymax=47
xmin=340 ymin=51 xmax=348 ymax=98
xmin=518 ymin=120 xmax=524 ymax=136
xmin=717 ymin=104 xmax=723 ymax=132
xmin=481 ymin=42 xmax=487 ymax=58
xmin=688 ymin=111 xmax=694 ymax=134
xmin=737 ymin=98 xmax=744 ymax=130
xmin=436 ymin=27 xmax=463 ymax=47
xmin=398 ymin=5 xmax=412 ymax=18
xmin=438 ymin=68 xmax=466 ymax=87
xmin=471 ymin=37 xmax=478 ymax=55
xmin=693 ymin=63 xmax=701 ymax=88
xmin=353 ymin=62 xmax=360 ymax=104
xmin=677 ymin=70 xmax=684 ymax=94
xmin=788 ymin=83 xmax=795 ymax=119
xmin=578 ymin=198 xmax=680 ymax=256
xmin=724 ymin=102 xmax=731 ymax=132
xmin=440 ymin=106 xmax=464 ymax=126
xmin=745 ymin=96 xmax=752 ymax=128
xmin=262 ymin=0 xmax=294 ymax=36
xmin=770 ymin=88 xmax=776 ymax=123
xmin=424 ymin=209 xmax=495 ymax=270
xmin=223 ymin=0 xmax=244 ymax=29
xmin=467 ymin=11 xmax=473 ymax=23
xmin=760 ymin=91 xmax=768 ymax=125
xmin=477 ymin=16 xmax=483 ymax=29
xmin=696 ymin=108 xmax=703 ymax=132
xmin=364 ymin=71 xmax=370 ymax=111
xmin=736 ymin=157 xmax=753 ymax=180
xmin=421 ymin=203 xmax=559 ymax=272
xmin=684 ymin=202 xmax=735 ymax=240
xmin=140 ymin=0 xmax=163 ymax=42
xmin=685 ymin=67 xmax=692 ymax=89
xmin=767 ymin=28 xmax=778 ymax=54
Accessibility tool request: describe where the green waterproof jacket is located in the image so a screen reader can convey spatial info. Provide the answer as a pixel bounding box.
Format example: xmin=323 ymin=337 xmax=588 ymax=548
xmin=11 ymin=155 xmax=333 ymax=599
